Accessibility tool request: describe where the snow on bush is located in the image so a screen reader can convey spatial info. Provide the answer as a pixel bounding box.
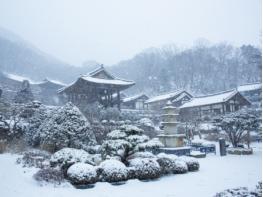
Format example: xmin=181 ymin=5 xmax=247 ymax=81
xmin=17 ymin=149 xmax=51 ymax=169
xmin=34 ymin=168 xmax=65 ymax=185
xmin=50 ymin=148 xmax=95 ymax=174
xmin=127 ymin=151 xmax=156 ymax=160
xmin=126 ymin=134 xmax=149 ymax=146
xmin=137 ymin=138 xmax=164 ymax=151
xmin=138 ymin=118 xmax=154 ymax=127
xmin=120 ymin=125 xmax=143 ymax=135
xmin=67 ymin=163 xmax=98 ymax=185
xmin=180 ymin=156 xmax=200 ymax=171
xmin=128 ymin=158 xmax=161 ymax=180
xmin=214 ymin=182 xmax=262 ymax=197
xmin=107 ymin=130 xmax=127 ymax=140
xmin=101 ymin=125 xmax=163 ymax=163
xmin=36 ymin=103 xmax=97 ymax=152
xmin=98 ymin=159 xmax=128 ymax=182
xmin=156 ymin=153 xmax=188 ymax=174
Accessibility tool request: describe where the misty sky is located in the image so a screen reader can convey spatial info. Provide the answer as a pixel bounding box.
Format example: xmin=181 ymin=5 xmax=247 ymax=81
xmin=0 ymin=0 xmax=261 ymax=66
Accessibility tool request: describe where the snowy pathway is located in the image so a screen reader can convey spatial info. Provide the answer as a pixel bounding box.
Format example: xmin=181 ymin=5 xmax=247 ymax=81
xmin=0 ymin=143 xmax=261 ymax=197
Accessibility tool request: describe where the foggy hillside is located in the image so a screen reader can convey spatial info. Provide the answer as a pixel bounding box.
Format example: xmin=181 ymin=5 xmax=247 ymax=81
xmin=0 ymin=28 xmax=94 ymax=83
xmin=110 ymin=43 xmax=261 ymax=96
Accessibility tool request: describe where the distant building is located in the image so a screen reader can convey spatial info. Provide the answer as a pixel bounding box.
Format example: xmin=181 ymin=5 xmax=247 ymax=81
xmin=37 ymin=79 xmax=66 ymax=105
xmin=122 ymin=94 xmax=149 ymax=110
xmin=145 ymin=90 xmax=193 ymax=111
xmin=180 ymin=89 xmax=251 ymax=121
xmin=237 ymin=82 xmax=261 ymax=107
xmin=58 ymin=65 xmax=135 ymax=109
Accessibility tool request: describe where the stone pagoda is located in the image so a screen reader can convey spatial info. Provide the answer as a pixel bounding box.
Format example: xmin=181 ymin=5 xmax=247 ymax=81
xmin=158 ymin=101 xmax=186 ymax=148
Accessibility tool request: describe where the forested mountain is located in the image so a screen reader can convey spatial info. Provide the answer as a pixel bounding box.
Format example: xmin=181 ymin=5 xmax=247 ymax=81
xmin=110 ymin=43 xmax=261 ymax=96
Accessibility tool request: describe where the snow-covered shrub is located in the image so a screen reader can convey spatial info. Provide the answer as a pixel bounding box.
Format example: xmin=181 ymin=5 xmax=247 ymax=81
xmin=214 ymin=184 xmax=262 ymax=197
xmin=34 ymin=168 xmax=64 ymax=185
xmin=127 ymin=151 xmax=156 ymax=160
xmin=156 ymin=153 xmax=188 ymax=174
xmin=137 ymin=138 xmax=164 ymax=152
xmin=128 ymin=158 xmax=161 ymax=180
xmin=101 ymin=125 xmax=163 ymax=163
xmin=50 ymin=148 xmax=95 ymax=174
xmin=17 ymin=149 xmax=51 ymax=169
xmin=98 ymin=159 xmax=128 ymax=182
xmin=36 ymin=103 xmax=97 ymax=152
xmin=138 ymin=118 xmax=154 ymax=127
xmin=67 ymin=163 xmax=98 ymax=185
xmin=180 ymin=156 xmax=199 ymax=171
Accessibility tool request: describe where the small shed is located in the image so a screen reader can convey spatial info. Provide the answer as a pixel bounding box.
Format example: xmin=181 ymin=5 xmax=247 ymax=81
xmin=145 ymin=90 xmax=193 ymax=110
xmin=122 ymin=94 xmax=149 ymax=110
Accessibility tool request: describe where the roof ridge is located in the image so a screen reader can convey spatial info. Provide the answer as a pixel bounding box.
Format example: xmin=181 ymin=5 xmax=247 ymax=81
xmin=194 ymin=89 xmax=237 ymax=98
xmin=238 ymin=82 xmax=262 ymax=87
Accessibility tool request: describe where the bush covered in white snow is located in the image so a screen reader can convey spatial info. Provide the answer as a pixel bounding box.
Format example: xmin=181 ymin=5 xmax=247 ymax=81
xmin=67 ymin=163 xmax=98 ymax=185
xmin=50 ymin=148 xmax=96 ymax=174
xmin=34 ymin=168 xmax=65 ymax=185
xmin=101 ymin=125 xmax=163 ymax=163
xmin=32 ymin=103 xmax=97 ymax=152
xmin=157 ymin=153 xmax=188 ymax=174
xmin=128 ymin=158 xmax=161 ymax=180
xmin=180 ymin=156 xmax=200 ymax=171
xmin=98 ymin=159 xmax=129 ymax=182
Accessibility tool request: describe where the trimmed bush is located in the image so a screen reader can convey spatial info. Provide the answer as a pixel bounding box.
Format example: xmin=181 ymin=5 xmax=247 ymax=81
xmin=157 ymin=153 xmax=188 ymax=174
xmin=180 ymin=156 xmax=200 ymax=171
xmin=50 ymin=148 xmax=95 ymax=174
xmin=128 ymin=158 xmax=161 ymax=180
xmin=34 ymin=168 xmax=64 ymax=185
xmin=67 ymin=163 xmax=98 ymax=185
xmin=98 ymin=159 xmax=128 ymax=183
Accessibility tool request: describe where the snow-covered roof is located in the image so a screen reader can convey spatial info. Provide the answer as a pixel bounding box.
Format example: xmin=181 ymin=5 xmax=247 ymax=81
xmin=3 ymin=72 xmax=40 ymax=84
xmin=122 ymin=94 xmax=148 ymax=103
xmin=180 ymin=89 xmax=240 ymax=109
xmin=237 ymin=82 xmax=261 ymax=92
xmin=38 ymin=78 xmax=67 ymax=86
xmin=145 ymin=90 xmax=186 ymax=104
xmin=81 ymin=76 xmax=134 ymax=86
xmin=58 ymin=66 xmax=135 ymax=93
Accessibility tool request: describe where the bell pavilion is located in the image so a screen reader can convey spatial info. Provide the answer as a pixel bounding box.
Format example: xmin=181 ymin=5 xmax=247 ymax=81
xmin=58 ymin=65 xmax=135 ymax=109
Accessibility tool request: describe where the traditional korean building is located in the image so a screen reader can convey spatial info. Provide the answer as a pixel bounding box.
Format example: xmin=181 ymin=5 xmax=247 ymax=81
xmin=122 ymin=94 xmax=149 ymax=110
xmin=145 ymin=90 xmax=193 ymax=111
xmin=237 ymin=82 xmax=261 ymax=107
xmin=179 ymin=89 xmax=251 ymax=121
xmin=58 ymin=65 xmax=135 ymax=109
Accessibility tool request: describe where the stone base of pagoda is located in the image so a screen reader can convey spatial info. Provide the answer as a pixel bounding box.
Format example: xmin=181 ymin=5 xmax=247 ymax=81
xmin=158 ymin=134 xmax=186 ymax=148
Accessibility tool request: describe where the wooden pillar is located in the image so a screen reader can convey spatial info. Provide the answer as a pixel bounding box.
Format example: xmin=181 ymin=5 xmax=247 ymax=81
xmin=117 ymin=89 xmax=120 ymax=110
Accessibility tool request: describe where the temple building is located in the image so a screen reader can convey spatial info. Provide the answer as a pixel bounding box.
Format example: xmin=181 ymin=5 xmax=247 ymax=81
xmin=145 ymin=90 xmax=193 ymax=111
xmin=122 ymin=94 xmax=149 ymax=110
xmin=179 ymin=89 xmax=251 ymax=121
xmin=58 ymin=65 xmax=135 ymax=109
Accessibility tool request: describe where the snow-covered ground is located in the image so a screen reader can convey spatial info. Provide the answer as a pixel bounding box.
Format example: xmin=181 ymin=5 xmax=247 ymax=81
xmin=0 ymin=143 xmax=261 ymax=197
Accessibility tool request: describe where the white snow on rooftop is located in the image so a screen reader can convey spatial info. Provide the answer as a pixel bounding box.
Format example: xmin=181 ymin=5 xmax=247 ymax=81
xmin=180 ymin=89 xmax=238 ymax=108
xmin=123 ymin=94 xmax=147 ymax=102
xmin=145 ymin=90 xmax=184 ymax=104
xmin=81 ymin=76 xmax=135 ymax=86
xmin=3 ymin=72 xmax=40 ymax=84
xmin=237 ymin=82 xmax=261 ymax=92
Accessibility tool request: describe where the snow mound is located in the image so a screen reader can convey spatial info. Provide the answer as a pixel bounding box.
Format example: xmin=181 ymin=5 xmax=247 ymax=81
xmin=67 ymin=163 xmax=97 ymax=185
xmin=128 ymin=158 xmax=161 ymax=180
xmin=98 ymin=159 xmax=128 ymax=182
